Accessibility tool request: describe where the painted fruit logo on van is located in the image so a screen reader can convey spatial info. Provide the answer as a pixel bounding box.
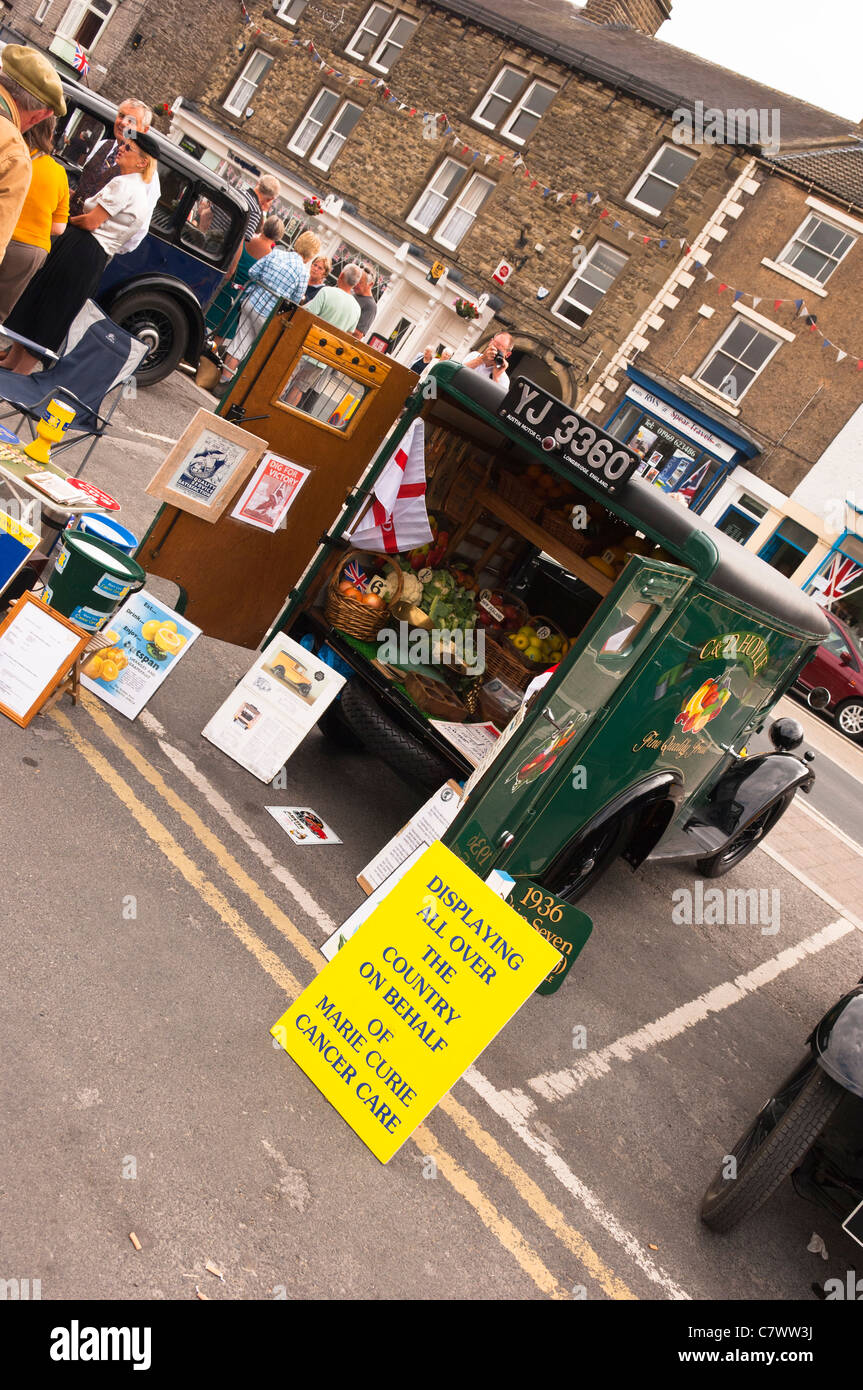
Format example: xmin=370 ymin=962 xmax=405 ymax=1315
xmin=675 ymin=678 xmax=731 ymax=735
xmin=509 ymin=720 xmax=580 ymax=791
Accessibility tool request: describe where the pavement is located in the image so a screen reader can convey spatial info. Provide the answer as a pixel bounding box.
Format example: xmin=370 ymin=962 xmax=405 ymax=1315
xmin=1 ymin=370 xmax=862 ymax=1303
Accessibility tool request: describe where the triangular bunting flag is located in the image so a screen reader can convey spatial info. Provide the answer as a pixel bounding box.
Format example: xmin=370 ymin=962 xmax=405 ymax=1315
xmin=837 ymin=349 xmax=847 ymax=362
xmin=732 ymin=290 xmax=743 ymax=301
xmin=704 ymin=270 xmax=714 ymax=281
xmin=751 ymin=296 xmax=761 ymax=308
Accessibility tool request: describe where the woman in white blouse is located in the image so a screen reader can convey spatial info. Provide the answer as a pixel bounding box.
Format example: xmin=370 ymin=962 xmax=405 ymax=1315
xmin=2 ymin=130 xmax=158 ymax=374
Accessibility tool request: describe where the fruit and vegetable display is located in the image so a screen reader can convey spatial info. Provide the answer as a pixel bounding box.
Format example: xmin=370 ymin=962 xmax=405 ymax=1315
xmin=506 ymin=621 xmax=570 ymax=668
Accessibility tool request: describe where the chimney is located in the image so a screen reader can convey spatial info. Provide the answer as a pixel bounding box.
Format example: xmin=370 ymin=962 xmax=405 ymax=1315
xmin=579 ymin=0 xmax=671 ymax=38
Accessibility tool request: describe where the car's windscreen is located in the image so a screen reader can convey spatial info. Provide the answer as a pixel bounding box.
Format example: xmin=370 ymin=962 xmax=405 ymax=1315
xmin=180 ymin=190 xmax=237 ymax=262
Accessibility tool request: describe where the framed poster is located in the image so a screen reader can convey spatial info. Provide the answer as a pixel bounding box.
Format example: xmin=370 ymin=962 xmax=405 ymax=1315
xmin=0 ymin=593 xmax=91 ymax=727
xmin=145 ymin=408 xmax=265 ymax=522
xmin=230 ymin=452 xmax=311 ymax=533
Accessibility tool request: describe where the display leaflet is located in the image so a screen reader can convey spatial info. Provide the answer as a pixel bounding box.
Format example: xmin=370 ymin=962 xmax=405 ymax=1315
xmin=80 ymin=591 xmax=200 ymax=719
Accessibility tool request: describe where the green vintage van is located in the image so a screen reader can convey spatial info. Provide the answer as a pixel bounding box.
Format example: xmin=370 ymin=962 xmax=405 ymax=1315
xmin=272 ymin=361 xmax=831 ymax=901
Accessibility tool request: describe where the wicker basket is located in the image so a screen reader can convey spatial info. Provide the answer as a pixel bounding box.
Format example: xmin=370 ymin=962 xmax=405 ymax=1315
xmin=325 ymin=551 xmax=402 ymax=640
xmin=402 ymin=671 xmax=467 ymax=721
xmin=496 ymin=470 xmax=543 ymax=520
xmin=445 ymin=458 xmax=492 ymax=521
xmin=508 ymin=614 xmax=568 ymax=673
xmin=541 ymin=507 xmax=591 ymax=554
xmin=484 ymin=637 xmax=532 ymax=691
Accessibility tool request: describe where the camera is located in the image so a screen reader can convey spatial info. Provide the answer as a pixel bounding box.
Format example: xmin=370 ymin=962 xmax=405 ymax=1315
xmin=493 ymin=351 xmax=507 ymax=369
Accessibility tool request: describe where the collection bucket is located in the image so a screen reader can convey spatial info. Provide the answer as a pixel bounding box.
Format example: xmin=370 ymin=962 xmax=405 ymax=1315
xmin=43 ymin=531 xmax=146 ymax=632
xmin=74 ymin=513 xmax=139 ymax=557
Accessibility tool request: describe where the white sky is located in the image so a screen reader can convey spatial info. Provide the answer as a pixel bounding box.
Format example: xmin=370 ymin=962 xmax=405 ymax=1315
xmin=656 ymin=0 xmax=861 ymax=122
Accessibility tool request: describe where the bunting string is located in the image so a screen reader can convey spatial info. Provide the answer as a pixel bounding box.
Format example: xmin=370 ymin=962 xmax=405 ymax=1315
xmin=228 ymin=17 xmax=863 ymax=375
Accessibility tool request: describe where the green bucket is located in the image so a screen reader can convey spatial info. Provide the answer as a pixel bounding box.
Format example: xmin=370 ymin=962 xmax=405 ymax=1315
xmin=43 ymin=531 xmax=146 ymax=631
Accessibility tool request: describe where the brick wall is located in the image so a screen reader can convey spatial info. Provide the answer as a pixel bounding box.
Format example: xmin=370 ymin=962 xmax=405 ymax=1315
xmin=580 ymin=0 xmax=671 ymax=37
xmin=104 ymin=0 xmax=741 ymax=398
xmin=604 ymin=172 xmax=863 ymax=494
xmin=8 ymin=0 xmax=147 ymax=90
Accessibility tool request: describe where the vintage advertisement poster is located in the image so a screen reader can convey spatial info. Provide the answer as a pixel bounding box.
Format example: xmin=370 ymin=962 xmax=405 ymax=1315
xmin=80 ymin=591 xmax=201 ymax=719
xmin=267 ymin=806 xmax=342 ymax=845
xmin=202 ymin=633 xmax=344 ymax=782
xmin=230 ymin=452 xmax=310 ymax=533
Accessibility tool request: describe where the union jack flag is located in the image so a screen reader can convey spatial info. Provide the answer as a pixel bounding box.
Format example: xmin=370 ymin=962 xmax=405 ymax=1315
xmin=72 ymin=44 xmax=90 ymax=77
xmin=343 ymin=559 xmax=368 ymax=591
xmin=817 ymin=552 xmax=863 ymax=603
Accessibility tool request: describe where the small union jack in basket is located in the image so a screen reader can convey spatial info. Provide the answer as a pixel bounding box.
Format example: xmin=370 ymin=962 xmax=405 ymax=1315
xmin=342 ymin=559 xmax=368 ymax=591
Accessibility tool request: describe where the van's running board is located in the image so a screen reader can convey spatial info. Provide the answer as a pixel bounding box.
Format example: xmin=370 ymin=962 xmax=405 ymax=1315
xmin=647 ymin=821 xmax=729 ymax=863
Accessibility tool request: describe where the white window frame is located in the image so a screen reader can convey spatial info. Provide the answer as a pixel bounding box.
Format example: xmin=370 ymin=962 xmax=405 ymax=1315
xmin=345 ymin=4 xmax=393 ymax=61
xmin=500 ymin=78 xmax=556 ymax=145
xmin=551 ymin=241 xmax=628 ymax=327
xmin=34 ymin=0 xmax=53 ymax=22
xmin=224 ymin=51 xmax=274 ymax=118
xmin=288 ymin=88 xmax=340 ymax=158
xmin=434 ymin=172 xmax=494 ymax=250
xmin=309 ymin=100 xmax=363 ymax=170
xmin=695 ymin=317 xmax=782 ymax=404
xmin=273 ymin=0 xmax=307 ymax=23
xmin=368 ymin=14 xmax=417 ymax=74
xmin=776 ymin=212 xmax=856 ymax=287
xmin=626 ymin=143 xmax=697 ymax=216
xmin=406 ymin=158 xmax=466 ymax=235
xmin=473 ymin=68 xmax=556 ymax=144
xmin=55 ymin=0 xmax=116 ymax=50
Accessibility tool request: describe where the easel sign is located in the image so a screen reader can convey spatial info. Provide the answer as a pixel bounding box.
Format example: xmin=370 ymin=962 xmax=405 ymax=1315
xmin=0 ymin=593 xmax=91 ymax=727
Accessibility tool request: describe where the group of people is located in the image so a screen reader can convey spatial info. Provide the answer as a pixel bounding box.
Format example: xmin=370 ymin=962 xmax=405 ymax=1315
xmin=0 ymin=45 xmax=161 ymax=373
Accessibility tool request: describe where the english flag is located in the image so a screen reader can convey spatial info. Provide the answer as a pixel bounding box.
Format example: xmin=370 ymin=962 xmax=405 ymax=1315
xmin=347 ymin=419 xmax=433 ymax=555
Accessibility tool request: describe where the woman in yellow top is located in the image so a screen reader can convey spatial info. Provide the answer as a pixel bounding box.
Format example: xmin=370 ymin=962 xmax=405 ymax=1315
xmin=0 ymin=115 xmax=69 ymax=321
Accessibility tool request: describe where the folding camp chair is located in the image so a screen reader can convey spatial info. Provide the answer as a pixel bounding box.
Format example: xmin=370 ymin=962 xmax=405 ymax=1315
xmin=0 ymin=300 xmax=149 ymax=477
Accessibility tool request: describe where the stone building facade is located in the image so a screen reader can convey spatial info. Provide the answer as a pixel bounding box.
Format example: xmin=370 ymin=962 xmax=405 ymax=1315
xmin=3 ymin=0 xmax=147 ymax=85
xmin=87 ymin=0 xmax=853 ymax=406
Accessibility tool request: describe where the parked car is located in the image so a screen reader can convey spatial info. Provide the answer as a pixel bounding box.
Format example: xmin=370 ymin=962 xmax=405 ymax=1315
xmin=701 ymin=980 xmax=863 ymax=1250
xmin=794 ymin=608 xmax=863 ymax=743
xmin=53 ymin=80 xmax=248 ymax=385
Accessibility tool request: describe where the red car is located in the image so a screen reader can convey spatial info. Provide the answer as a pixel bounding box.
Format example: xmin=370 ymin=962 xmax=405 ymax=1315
xmin=796 ymin=610 xmax=863 ymax=742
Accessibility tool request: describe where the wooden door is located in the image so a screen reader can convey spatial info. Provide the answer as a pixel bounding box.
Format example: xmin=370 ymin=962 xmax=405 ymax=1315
xmin=137 ymin=304 xmax=415 ymax=648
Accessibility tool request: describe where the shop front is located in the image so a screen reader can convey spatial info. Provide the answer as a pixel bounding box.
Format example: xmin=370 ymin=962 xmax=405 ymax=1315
xmin=605 ymin=368 xmax=759 ymax=514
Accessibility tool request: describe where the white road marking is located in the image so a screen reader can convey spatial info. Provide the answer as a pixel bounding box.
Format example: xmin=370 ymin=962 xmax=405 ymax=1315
xmin=121 ymin=427 xmax=179 ymax=444
xmin=462 ymin=1067 xmax=692 ymax=1300
xmin=527 ymin=917 xmax=855 ymax=1102
xmin=139 ymin=710 xmax=335 ymax=936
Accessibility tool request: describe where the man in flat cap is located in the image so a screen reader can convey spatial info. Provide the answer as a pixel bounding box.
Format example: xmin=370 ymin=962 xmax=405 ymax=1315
xmin=0 ymin=45 xmax=65 ymax=261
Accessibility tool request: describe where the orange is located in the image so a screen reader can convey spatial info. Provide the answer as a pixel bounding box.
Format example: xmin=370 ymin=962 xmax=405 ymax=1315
xmin=100 ymin=659 xmax=120 ymax=681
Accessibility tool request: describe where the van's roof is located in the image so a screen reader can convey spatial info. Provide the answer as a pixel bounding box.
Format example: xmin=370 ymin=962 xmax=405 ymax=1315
xmin=432 ymin=364 xmax=830 ymax=641
xmin=59 ymin=79 xmax=247 ymax=211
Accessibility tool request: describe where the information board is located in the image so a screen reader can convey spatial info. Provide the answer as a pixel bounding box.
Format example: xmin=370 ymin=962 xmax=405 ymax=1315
xmin=271 ymin=842 xmax=560 ymax=1162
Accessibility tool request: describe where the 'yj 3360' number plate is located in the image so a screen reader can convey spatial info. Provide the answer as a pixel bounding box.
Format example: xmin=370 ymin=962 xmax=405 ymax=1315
xmin=498 ymin=377 xmax=639 ymax=495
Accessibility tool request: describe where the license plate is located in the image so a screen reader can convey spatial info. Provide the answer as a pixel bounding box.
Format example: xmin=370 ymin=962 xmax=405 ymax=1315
xmin=498 ymin=377 xmax=639 ymax=496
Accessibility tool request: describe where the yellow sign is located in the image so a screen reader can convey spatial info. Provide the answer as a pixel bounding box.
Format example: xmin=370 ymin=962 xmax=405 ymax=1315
xmin=427 ymin=260 xmax=447 ymax=284
xmin=271 ymin=843 xmax=560 ymax=1162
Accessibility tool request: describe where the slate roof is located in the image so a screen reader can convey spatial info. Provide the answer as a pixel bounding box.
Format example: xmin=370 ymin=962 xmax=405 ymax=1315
xmin=766 ymin=144 xmax=863 ymax=210
xmin=434 ymin=0 xmax=858 ymax=144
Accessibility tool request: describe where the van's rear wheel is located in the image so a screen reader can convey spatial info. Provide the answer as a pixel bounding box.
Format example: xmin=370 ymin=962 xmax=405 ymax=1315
xmin=110 ymin=290 xmax=189 ymax=386
xmin=544 ymin=813 xmax=633 ymax=904
xmin=338 ymin=681 xmax=453 ymax=791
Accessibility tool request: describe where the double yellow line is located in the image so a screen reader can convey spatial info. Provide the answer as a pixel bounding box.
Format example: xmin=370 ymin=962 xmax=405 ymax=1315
xmin=54 ymin=696 xmax=634 ymax=1301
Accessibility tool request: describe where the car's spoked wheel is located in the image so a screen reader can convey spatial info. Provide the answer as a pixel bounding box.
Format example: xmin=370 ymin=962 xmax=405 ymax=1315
xmin=700 ymin=1058 xmax=844 ymax=1232
xmin=695 ymin=790 xmax=794 ymax=878
xmin=836 ymin=698 xmax=863 ymax=742
xmin=548 ymin=814 xmax=631 ymax=903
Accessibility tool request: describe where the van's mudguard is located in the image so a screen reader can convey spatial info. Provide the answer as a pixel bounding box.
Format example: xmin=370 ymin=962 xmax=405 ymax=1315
xmin=692 ymin=752 xmax=812 ymax=841
xmin=543 ymin=771 xmax=685 ymax=882
xmin=810 ymin=985 xmax=863 ymax=1100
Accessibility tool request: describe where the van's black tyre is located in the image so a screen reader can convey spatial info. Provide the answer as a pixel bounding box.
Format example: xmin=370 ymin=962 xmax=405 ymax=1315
xmin=700 ymin=1059 xmax=844 ymax=1233
xmin=110 ymin=290 xmax=189 ymax=385
xmin=338 ymin=681 xmax=453 ymax=791
xmin=318 ymin=698 xmax=364 ymax=750
xmin=543 ymin=812 xmax=634 ymax=904
xmin=695 ymin=789 xmax=795 ymax=878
